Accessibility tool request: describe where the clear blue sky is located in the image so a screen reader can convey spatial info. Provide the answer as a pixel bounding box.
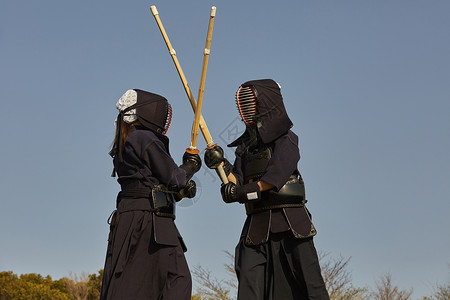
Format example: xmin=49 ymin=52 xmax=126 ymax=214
xmin=1 ymin=0 xmax=449 ymax=298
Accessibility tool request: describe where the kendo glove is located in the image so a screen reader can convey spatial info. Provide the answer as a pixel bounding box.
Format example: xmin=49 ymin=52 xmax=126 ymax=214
xmin=204 ymin=145 xmax=233 ymax=176
xmin=181 ymin=151 xmax=202 ymax=180
xmin=178 ymin=180 xmax=196 ymax=199
xmin=204 ymin=145 xmax=224 ymax=168
xmin=220 ymin=182 xmax=260 ymax=204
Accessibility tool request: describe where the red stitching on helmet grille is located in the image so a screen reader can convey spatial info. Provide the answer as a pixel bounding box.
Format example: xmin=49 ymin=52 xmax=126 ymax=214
xmin=163 ymin=103 xmax=172 ymax=135
xmin=236 ymin=86 xmax=256 ymax=126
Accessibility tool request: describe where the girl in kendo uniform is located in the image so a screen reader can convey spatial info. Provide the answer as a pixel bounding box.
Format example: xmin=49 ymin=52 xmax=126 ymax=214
xmin=205 ymin=79 xmax=330 ymax=300
xmin=100 ymin=89 xmax=201 ymax=300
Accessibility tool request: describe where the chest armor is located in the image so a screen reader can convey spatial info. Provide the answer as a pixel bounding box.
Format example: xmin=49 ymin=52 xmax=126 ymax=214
xmin=242 ymin=147 xmax=271 ymax=183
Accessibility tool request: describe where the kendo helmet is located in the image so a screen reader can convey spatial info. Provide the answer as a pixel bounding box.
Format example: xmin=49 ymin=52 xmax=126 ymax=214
xmin=116 ymin=89 xmax=172 ymax=135
xmin=111 ymin=89 xmax=173 ymax=169
xmin=232 ymin=79 xmax=293 ymax=145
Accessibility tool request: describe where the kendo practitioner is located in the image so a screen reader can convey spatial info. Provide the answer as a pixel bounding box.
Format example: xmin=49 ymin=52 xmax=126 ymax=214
xmin=100 ymin=89 xmax=201 ymax=300
xmin=205 ymin=79 xmax=330 ymax=299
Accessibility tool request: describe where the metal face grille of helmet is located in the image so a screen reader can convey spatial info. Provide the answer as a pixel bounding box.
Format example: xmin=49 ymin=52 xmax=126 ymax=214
xmin=163 ymin=103 xmax=172 ymax=135
xmin=235 ymin=86 xmax=257 ymax=126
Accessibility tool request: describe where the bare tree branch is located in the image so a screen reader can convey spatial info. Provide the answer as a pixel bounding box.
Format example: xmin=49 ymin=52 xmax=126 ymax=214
xmin=318 ymin=251 xmax=369 ymax=299
xmin=191 ymin=265 xmax=234 ymax=300
xmin=372 ymin=273 xmax=413 ymax=300
xmin=223 ymin=250 xmax=238 ymax=290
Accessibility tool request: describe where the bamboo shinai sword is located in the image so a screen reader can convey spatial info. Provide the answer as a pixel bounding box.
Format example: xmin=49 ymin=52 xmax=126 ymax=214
xmin=150 ymin=5 xmax=228 ymax=184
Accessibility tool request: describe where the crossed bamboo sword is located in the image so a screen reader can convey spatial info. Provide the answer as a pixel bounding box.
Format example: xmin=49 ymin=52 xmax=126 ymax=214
xmin=150 ymin=5 xmax=228 ymax=184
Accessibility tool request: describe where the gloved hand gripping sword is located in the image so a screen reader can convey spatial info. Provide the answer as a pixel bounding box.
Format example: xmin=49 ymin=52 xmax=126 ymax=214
xmin=150 ymin=5 xmax=228 ymax=184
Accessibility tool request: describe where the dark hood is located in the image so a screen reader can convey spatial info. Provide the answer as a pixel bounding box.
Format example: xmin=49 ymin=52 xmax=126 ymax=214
xmin=229 ymin=79 xmax=293 ymax=146
xmin=133 ymin=89 xmax=170 ymax=134
xmin=112 ymin=89 xmax=170 ymax=165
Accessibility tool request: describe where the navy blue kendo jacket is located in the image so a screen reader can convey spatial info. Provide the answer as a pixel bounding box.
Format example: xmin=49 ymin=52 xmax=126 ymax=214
xmin=114 ymin=126 xmax=189 ymax=190
xmin=112 ymin=125 xmax=190 ymax=247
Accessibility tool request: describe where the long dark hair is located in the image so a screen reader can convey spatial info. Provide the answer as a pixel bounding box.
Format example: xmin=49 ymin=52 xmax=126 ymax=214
xmin=109 ymin=118 xmax=142 ymax=177
xmin=110 ymin=120 xmax=142 ymax=157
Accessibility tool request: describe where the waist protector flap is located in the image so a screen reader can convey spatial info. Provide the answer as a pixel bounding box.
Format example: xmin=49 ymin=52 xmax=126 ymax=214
xmin=152 ymin=184 xmax=176 ymax=219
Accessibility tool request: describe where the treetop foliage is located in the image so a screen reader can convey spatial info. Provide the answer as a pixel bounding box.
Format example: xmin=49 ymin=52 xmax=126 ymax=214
xmin=0 ymin=270 xmax=102 ymax=300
